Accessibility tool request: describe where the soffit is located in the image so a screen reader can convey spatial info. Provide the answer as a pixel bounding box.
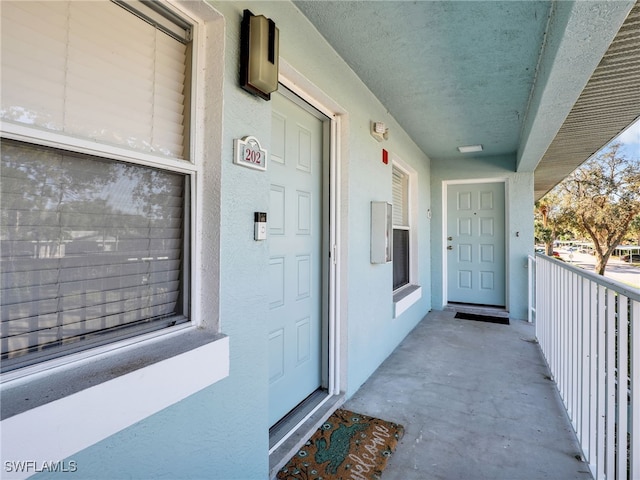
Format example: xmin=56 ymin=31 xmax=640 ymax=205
xmin=534 ymin=2 xmax=640 ymax=200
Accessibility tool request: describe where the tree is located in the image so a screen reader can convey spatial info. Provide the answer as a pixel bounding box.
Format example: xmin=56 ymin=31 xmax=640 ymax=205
xmin=558 ymin=142 xmax=640 ymax=275
xmin=534 ymin=191 xmax=573 ymax=255
xmin=629 ymin=214 xmax=640 ymax=245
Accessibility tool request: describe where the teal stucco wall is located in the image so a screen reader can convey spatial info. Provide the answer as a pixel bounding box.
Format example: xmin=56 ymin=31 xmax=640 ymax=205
xmin=30 ymin=1 xmax=432 ymax=478
xmin=430 ymin=154 xmax=534 ymax=320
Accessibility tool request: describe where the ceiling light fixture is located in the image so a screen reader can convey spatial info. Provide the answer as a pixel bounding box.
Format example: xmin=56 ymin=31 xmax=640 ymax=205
xmin=457 ymin=144 xmax=483 ymax=153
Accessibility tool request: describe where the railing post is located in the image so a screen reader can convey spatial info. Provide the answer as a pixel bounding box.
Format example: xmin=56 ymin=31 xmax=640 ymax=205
xmin=617 ymin=296 xmax=628 ymax=480
xmin=528 ymin=255 xmax=535 ymax=323
xmin=533 ymin=254 xmax=639 ymax=480
xmin=605 ymin=289 xmax=616 ymax=480
xmin=631 ymin=299 xmax=639 ymax=480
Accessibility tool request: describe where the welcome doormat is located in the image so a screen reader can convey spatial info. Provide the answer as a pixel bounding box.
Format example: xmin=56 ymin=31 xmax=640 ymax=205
xmin=276 ymin=409 xmax=404 ymax=480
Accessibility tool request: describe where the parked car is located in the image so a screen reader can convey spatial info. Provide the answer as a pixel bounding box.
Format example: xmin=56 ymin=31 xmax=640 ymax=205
xmin=622 ymin=254 xmax=640 ymax=263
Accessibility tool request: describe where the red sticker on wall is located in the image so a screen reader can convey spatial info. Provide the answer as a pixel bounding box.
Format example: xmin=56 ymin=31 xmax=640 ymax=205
xmin=382 ymin=149 xmax=388 ymax=164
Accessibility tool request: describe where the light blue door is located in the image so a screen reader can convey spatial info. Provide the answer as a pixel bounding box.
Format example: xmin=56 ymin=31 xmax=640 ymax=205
xmin=447 ymin=182 xmax=506 ymax=306
xmin=268 ymin=91 xmax=324 ymax=426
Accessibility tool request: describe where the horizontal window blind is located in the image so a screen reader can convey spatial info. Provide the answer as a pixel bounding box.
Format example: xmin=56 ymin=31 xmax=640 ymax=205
xmin=0 ymin=140 xmax=188 ymax=368
xmin=392 ymin=167 xmax=409 ymax=227
xmin=1 ymin=1 xmax=189 ymax=159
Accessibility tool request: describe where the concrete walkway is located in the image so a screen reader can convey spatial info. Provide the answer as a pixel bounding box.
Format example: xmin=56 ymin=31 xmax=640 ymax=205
xmin=344 ymin=310 xmax=593 ymax=480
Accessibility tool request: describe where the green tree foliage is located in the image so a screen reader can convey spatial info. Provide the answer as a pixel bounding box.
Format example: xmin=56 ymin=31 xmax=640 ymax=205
xmin=534 ymin=191 xmax=573 ymax=255
xmin=629 ymin=214 xmax=640 ymax=245
xmin=557 ymin=142 xmax=640 ymax=274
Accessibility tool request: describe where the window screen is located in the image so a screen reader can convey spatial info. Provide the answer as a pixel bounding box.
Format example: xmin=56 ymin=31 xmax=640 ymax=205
xmin=1 ymin=0 xmax=192 ymax=371
xmin=0 ymin=140 xmax=189 ymax=370
xmin=393 ymin=230 xmax=410 ymax=290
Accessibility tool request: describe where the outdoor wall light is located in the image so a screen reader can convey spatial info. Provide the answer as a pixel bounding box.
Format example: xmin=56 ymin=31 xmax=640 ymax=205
xmin=457 ymin=144 xmax=483 ymax=153
xmin=371 ymin=121 xmax=389 ymax=142
xmin=240 ymin=9 xmax=279 ymax=100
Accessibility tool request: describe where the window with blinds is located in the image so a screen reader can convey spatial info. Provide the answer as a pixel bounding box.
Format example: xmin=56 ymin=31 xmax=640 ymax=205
xmin=0 ymin=140 xmax=189 ymax=370
xmin=1 ymin=1 xmax=190 ymax=159
xmin=392 ymin=166 xmax=410 ymax=290
xmin=0 ymin=1 xmax=193 ymax=371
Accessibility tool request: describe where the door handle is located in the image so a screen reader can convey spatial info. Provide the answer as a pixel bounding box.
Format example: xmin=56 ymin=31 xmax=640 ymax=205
xmin=447 ymin=245 xmax=453 ymax=250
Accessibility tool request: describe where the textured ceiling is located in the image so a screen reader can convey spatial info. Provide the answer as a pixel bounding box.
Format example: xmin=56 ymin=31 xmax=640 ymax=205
xmin=294 ymin=0 xmax=639 ymax=197
xmin=295 ymin=0 xmax=550 ymax=160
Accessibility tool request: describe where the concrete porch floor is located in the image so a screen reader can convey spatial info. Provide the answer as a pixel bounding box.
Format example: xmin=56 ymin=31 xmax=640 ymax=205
xmin=343 ymin=310 xmax=594 ymax=480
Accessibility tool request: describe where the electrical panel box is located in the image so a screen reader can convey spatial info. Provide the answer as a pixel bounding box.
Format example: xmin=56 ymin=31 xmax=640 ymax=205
xmin=371 ymin=201 xmax=392 ymax=264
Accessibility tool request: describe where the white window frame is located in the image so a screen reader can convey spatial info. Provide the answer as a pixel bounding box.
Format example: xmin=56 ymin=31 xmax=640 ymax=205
xmin=0 ymin=1 xmax=228 ymax=469
xmin=391 ymin=155 xmax=422 ymax=318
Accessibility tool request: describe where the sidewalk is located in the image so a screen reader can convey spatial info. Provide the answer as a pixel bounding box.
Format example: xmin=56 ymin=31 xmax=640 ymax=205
xmin=344 ymin=310 xmax=592 ymax=480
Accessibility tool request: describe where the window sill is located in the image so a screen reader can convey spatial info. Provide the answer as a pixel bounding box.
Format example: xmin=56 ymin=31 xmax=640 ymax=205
xmin=393 ymin=284 xmax=422 ymax=318
xmin=0 ymin=327 xmax=229 ymax=470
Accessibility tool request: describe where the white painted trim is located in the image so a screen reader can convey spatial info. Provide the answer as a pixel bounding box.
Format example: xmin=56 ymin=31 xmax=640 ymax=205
xmin=279 ymin=61 xmax=345 ymax=120
xmin=442 ymin=178 xmax=509 ymax=309
xmin=329 ymin=115 xmax=342 ymax=396
xmin=393 ymin=285 xmax=422 ymax=318
xmin=390 ymin=154 xmax=419 ymax=289
xmin=276 ymin=63 xmax=344 ymax=439
xmin=0 ymin=123 xmax=197 ymax=175
xmin=0 ymin=337 xmax=229 ymax=480
xmin=279 ymin=60 xmax=346 ymax=394
xmin=0 ymin=323 xmax=191 ymax=385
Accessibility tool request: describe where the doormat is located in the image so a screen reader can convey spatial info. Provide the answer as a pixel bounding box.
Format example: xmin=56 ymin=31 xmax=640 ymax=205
xmin=276 ymin=408 xmax=404 ymax=480
xmin=455 ymin=312 xmax=509 ymax=324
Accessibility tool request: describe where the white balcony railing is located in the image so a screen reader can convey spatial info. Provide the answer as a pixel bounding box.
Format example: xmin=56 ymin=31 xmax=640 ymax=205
xmin=529 ymin=254 xmax=639 ymax=480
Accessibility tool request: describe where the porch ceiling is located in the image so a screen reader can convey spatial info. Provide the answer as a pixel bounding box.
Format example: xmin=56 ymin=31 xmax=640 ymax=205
xmin=294 ymin=1 xmax=639 ymax=199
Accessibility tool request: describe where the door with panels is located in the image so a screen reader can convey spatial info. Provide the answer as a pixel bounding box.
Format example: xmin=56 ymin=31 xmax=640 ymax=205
xmin=268 ymin=90 xmax=326 ymax=427
xmin=446 ymin=182 xmax=506 ymax=307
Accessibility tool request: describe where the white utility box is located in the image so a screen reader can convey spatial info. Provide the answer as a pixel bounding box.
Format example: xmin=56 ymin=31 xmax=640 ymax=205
xmin=371 ymin=201 xmax=392 ymax=264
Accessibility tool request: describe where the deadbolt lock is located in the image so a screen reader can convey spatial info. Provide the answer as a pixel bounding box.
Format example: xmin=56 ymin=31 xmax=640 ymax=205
xmin=447 ymin=236 xmax=453 ymax=241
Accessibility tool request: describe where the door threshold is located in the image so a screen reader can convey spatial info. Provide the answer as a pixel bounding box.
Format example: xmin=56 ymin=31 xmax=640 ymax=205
xmin=445 ymin=303 xmax=509 ymax=318
xmin=269 ymin=392 xmax=344 ymax=478
xmin=269 ymin=390 xmax=328 ymax=450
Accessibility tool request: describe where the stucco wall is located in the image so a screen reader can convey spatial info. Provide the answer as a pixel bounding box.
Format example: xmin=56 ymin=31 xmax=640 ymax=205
xmin=30 ymin=1 xmax=432 ymax=479
xmin=430 ymin=155 xmax=534 ymax=320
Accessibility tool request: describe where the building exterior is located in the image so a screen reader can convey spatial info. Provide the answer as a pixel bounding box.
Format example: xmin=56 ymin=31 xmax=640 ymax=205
xmin=1 ymin=1 xmax=637 ymax=479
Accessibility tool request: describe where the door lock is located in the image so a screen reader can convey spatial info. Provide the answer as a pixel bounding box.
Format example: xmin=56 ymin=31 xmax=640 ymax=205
xmin=447 ymin=245 xmax=453 ymax=250
xmin=447 ymin=236 xmax=453 ymax=241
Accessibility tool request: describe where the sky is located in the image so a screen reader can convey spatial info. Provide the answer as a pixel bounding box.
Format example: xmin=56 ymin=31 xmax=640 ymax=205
xmin=615 ymin=117 xmax=640 ymax=160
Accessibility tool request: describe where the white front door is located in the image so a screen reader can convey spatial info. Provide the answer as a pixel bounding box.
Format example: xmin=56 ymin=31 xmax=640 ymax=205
xmin=268 ymin=91 xmax=326 ymax=427
xmin=446 ymin=182 xmax=506 ymax=306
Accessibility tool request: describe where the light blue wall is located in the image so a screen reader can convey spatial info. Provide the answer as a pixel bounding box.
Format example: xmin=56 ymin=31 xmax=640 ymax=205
xmin=33 ymin=1 xmax=432 ymax=479
xmin=430 ymin=155 xmax=534 ymax=320
xmin=344 ymin=143 xmax=432 ymax=397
